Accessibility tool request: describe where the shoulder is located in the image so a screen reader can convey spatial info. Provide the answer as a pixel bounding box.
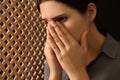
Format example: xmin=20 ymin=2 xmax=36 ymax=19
xmin=87 ymin=34 xmax=120 ymax=80
xmin=101 ymin=34 xmax=120 ymax=58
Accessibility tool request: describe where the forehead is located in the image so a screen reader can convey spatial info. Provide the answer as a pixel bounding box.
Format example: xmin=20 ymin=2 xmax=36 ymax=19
xmin=40 ymin=1 xmax=73 ymax=19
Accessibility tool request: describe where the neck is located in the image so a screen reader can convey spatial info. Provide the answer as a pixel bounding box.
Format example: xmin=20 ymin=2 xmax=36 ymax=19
xmin=87 ymin=23 xmax=106 ymax=65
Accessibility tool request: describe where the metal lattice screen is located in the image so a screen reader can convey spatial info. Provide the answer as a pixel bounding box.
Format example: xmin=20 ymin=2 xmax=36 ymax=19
xmin=0 ymin=0 xmax=46 ymax=80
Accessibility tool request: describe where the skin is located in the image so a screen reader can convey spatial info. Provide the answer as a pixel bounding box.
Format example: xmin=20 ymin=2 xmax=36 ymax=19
xmin=40 ymin=1 xmax=106 ymax=80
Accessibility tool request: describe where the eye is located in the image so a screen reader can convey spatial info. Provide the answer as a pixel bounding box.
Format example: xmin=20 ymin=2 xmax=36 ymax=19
xmin=55 ymin=16 xmax=67 ymax=22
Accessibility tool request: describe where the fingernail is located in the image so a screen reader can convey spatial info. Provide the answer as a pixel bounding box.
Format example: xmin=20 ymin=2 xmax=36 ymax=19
xmin=47 ymin=23 xmax=50 ymax=27
xmin=51 ymin=21 xmax=55 ymax=26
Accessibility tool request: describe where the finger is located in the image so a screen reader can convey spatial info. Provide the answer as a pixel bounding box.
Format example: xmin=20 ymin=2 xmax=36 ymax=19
xmin=51 ymin=21 xmax=69 ymax=46
xmin=81 ymin=31 xmax=88 ymax=53
xmin=46 ymin=27 xmax=49 ymax=40
xmin=44 ymin=42 xmax=52 ymax=56
xmin=44 ymin=28 xmax=49 ymax=48
xmin=55 ymin=21 xmax=77 ymax=44
xmin=48 ymin=24 xmax=65 ymax=52
xmin=47 ymin=30 xmax=61 ymax=54
xmin=44 ymin=43 xmax=60 ymax=70
xmin=46 ymin=23 xmax=51 ymax=40
xmin=44 ymin=42 xmax=51 ymax=61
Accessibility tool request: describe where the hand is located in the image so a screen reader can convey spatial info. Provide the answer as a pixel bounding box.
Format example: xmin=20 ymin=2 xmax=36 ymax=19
xmin=48 ymin=21 xmax=89 ymax=80
xmin=44 ymin=28 xmax=62 ymax=80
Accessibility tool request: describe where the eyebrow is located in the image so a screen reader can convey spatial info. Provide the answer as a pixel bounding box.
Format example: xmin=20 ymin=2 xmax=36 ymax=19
xmin=41 ymin=13 xmax=67 ymax=21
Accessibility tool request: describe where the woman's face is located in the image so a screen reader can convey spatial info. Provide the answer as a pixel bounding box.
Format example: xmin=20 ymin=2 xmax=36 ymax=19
xmin=40 ymin=1 xmax=90 ymax=42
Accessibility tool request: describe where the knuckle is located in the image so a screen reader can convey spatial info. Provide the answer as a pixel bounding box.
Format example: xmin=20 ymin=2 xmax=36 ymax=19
xmin=66 ymin=45 xmax=71 ymax=51
xmin=59 ymin=32 xmax=63 ymax=38
xmin=71 ymin=42 xmax=77 ymax=47
xmin=58 ymin=55 xmax=63 ymax=61
xmin=52 ymin=32 xmax=56 ymax=37
xmin=55 ymin=38 xmax=59 ymax=42
xmin=53 ymin=45 xmax=57 ymax=49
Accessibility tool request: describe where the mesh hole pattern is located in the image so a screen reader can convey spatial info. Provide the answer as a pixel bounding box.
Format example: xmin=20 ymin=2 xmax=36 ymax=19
xmin=0 ymin=0 xmax=46 ymax=80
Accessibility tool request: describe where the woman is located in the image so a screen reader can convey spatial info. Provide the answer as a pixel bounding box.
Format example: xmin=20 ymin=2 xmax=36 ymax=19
xmin=37 ymin=0 xmax=120 ymax=80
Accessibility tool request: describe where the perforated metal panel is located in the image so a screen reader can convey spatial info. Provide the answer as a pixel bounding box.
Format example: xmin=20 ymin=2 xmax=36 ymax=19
xmin=0 ymin=0 xmax=46 ymax=80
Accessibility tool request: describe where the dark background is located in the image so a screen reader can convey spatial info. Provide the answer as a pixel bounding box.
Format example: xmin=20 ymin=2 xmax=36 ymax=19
xmin=96 ymin=0 xmax=120 ymax=41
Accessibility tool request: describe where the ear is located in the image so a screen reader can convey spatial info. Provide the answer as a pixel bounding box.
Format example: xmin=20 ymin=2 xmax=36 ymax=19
xmin=87 ymin=3 xmax=97 ymax=22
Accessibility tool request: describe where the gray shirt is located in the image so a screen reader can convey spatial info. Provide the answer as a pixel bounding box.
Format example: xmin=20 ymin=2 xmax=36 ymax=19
xmin=44 ymin=34 xmax=120 ymax=80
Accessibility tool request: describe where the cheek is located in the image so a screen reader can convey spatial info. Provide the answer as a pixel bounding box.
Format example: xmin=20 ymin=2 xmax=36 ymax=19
xmin=64 ymin=20 xmax=88 ymax=42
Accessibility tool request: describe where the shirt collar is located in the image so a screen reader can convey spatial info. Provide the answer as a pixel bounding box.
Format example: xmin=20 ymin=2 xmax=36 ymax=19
xmin=101 ymin=34 xmax=119 ymax=59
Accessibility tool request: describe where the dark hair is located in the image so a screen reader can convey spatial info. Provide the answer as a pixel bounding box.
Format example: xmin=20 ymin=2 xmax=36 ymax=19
xmin=37 ymin=0 xmax=106 ymax=36
xmin=37 ymin=0 xmax=96 ymax=13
